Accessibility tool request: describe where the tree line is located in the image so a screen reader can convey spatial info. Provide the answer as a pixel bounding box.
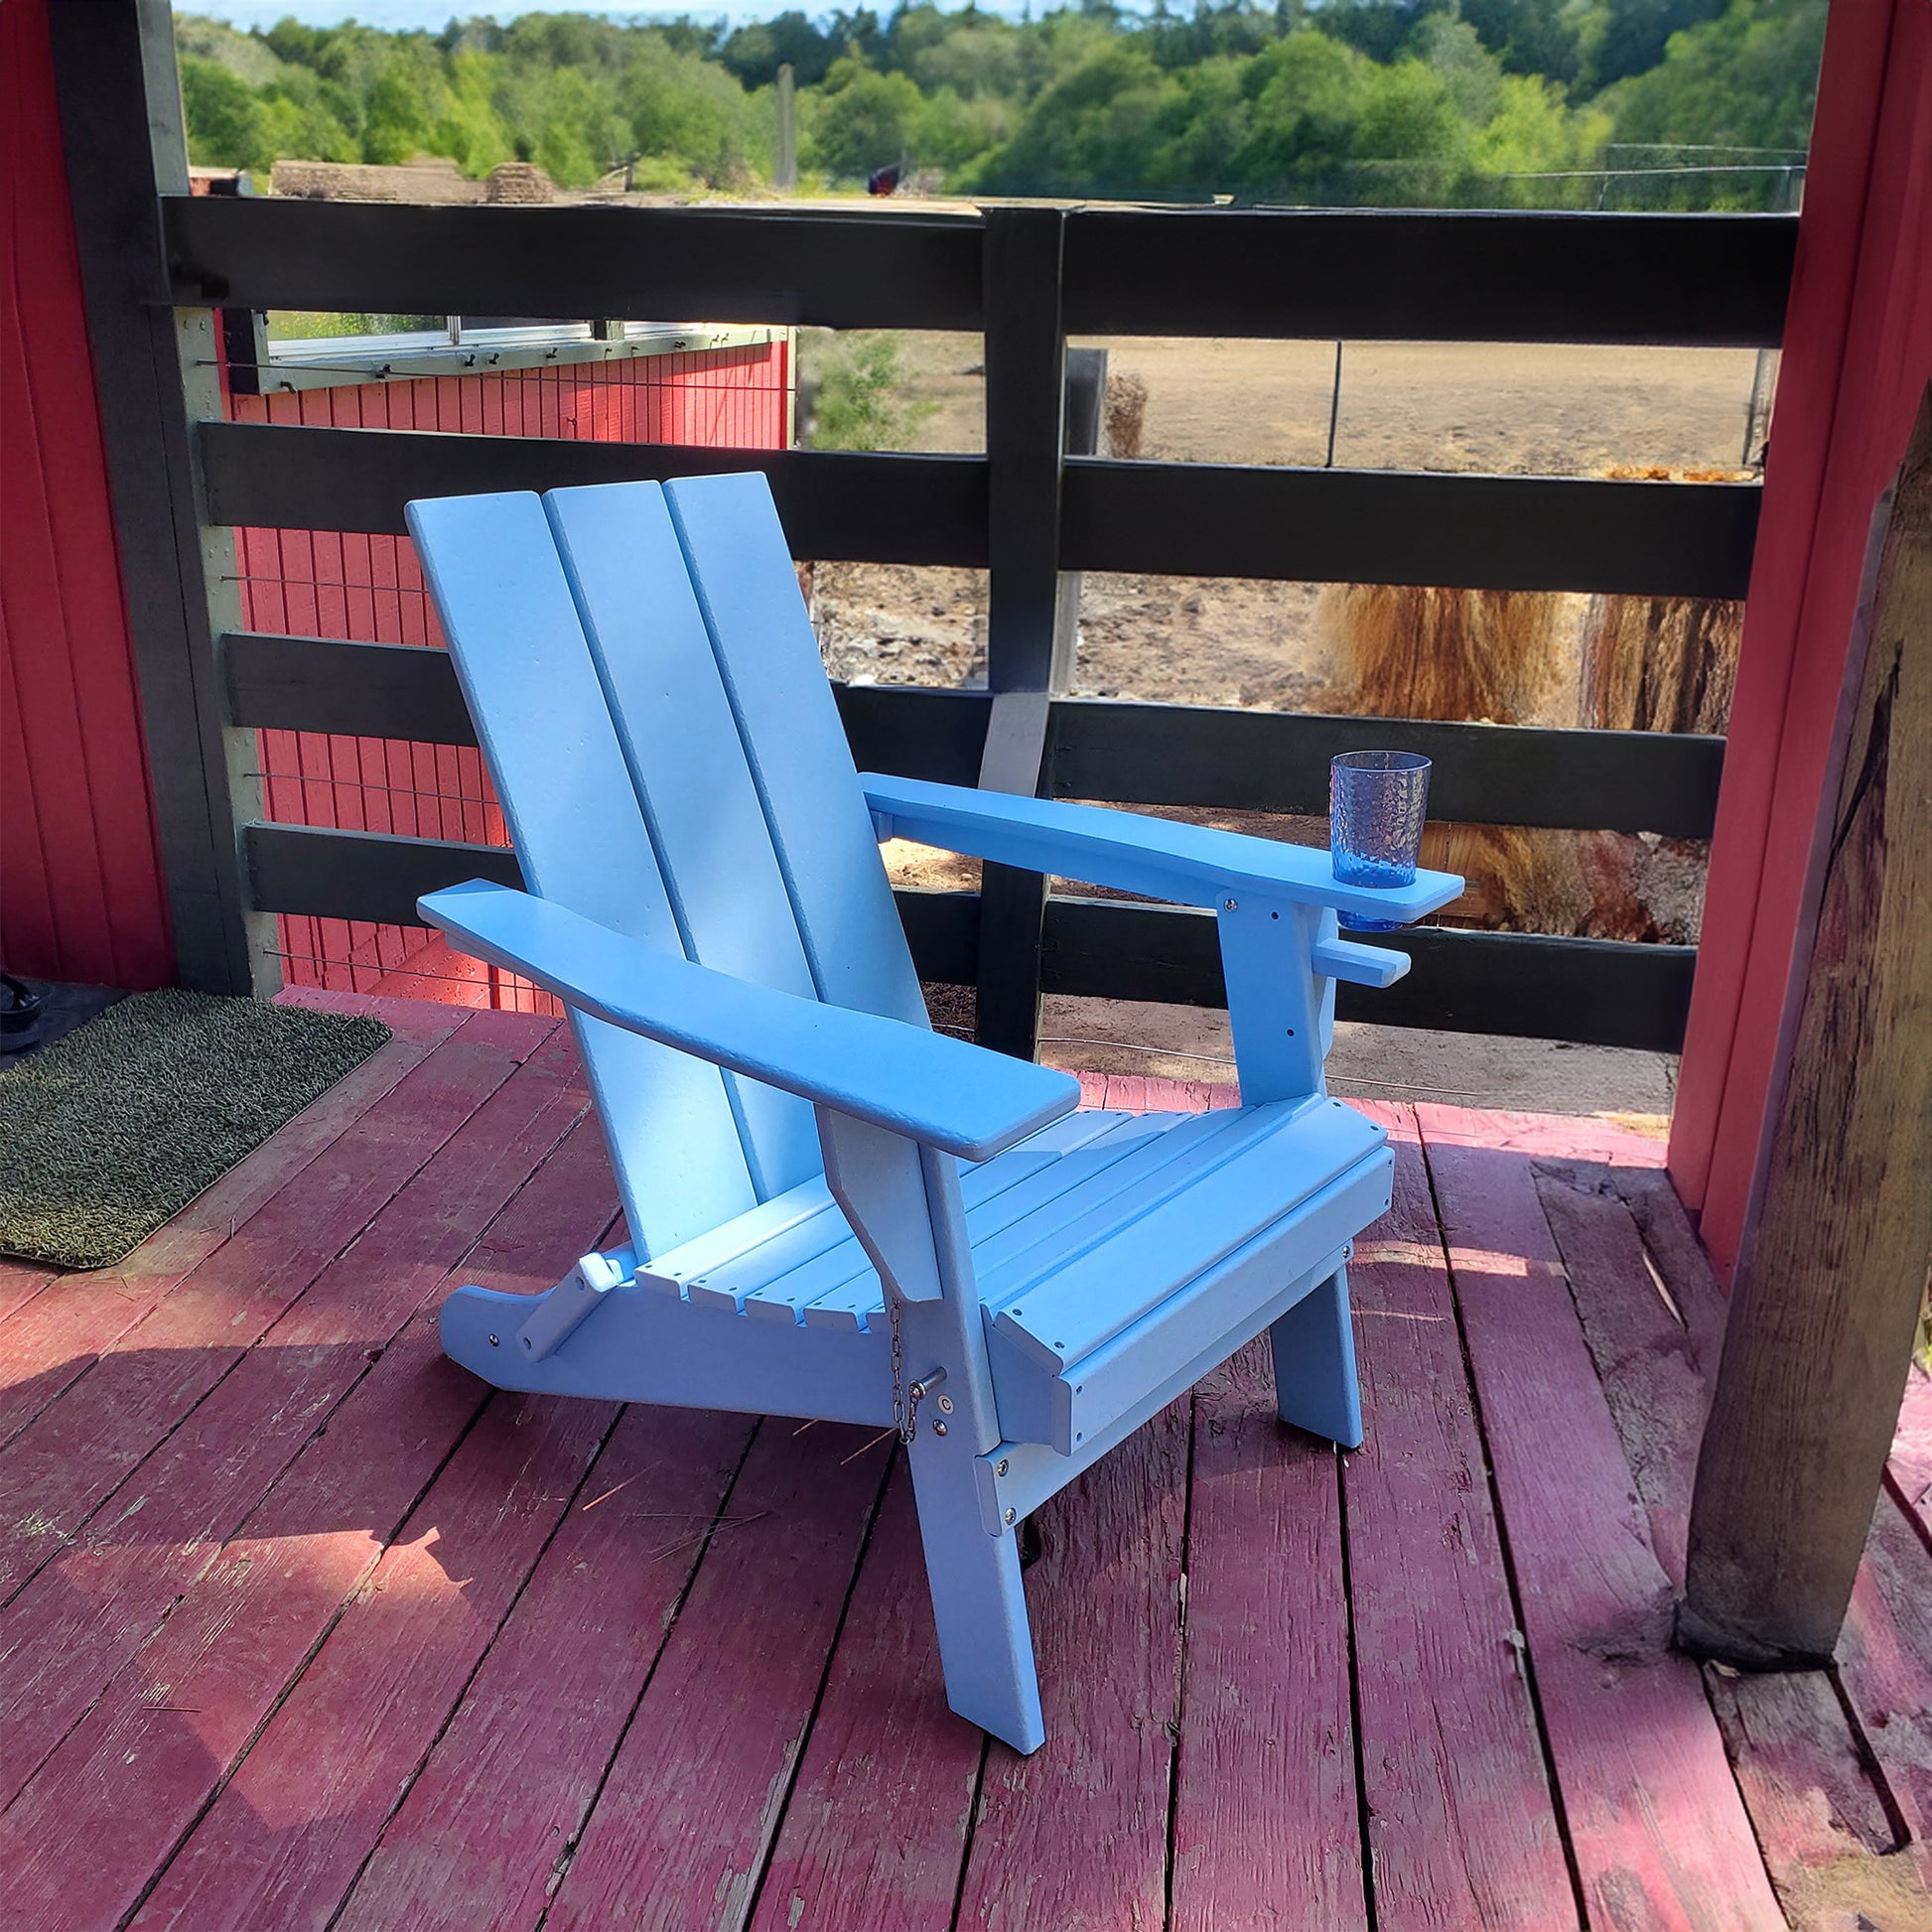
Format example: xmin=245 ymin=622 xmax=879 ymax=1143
xmin=176 ymin=0 xmax=1824 ymax=209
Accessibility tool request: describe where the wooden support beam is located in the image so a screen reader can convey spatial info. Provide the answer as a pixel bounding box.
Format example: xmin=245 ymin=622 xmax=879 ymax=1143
xmin=1681 ymin=386 xmax=1932 ymax=1666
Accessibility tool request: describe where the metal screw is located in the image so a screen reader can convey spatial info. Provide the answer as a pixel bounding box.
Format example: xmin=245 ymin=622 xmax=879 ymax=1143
xmin=936 ymin=1393 xmax=953 ymax=1415
xmin=487 ymin=1334 xmax=499 ymax=1347
xmin=931 ymin=1419 xmax=948 ymax=1437
xmin=996 ymin=1457 xmax=1009 ymax=1476
xmin=1224 ymin=897 xmax=1237 ymax=910
xmin=1004 ymin=1507 xmax=1017 ymax=1525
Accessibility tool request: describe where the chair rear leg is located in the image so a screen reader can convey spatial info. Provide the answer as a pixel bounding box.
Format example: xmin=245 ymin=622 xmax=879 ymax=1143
xmin=1270 ymin=1263 xmax=1364 ymax=1449
xmin=907 ymin=1432 xmax=1045 ymax=1755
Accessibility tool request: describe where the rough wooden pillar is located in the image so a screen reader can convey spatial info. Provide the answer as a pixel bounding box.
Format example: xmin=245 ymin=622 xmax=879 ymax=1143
xmin=1679 ymin=385 xmax=1932 ymax=1667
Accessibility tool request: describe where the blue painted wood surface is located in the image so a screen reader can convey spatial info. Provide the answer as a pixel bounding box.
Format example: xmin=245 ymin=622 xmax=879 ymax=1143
xmin=408 ymin=470 xmax=1464 ymax=1754
xmin=863 ymin=771 xmax=1465 ymax=924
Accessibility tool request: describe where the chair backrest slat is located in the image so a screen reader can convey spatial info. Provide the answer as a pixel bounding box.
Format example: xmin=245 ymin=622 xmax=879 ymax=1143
xmin=406 ymin=491 xmax=759 ymax=1256
xmin=664 ymin=474 xmax=930 ymax=1030
xmin=544 ymin=483 xmax=824 ymax=1199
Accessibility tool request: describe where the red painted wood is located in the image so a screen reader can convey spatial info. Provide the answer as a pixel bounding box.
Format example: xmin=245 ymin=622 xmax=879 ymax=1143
xmin=1172 ymin=1342 xmax=1367 ymax=1932
xmin=748 ymin=1465 xmax=984 ymax=1932
xmin=0 ymin=998 xmax=465 ymax=1448
xmin=334 ymin=1403 xmax=756 ymax=1932
xmin=541 ymin=1421 xmax=894 ymax=1932
xmin=1416 ymin=1108 xmax=1785 ymax=1930
xmin=0 ymin=1110 xmax=621 ymax=1932
xmin=1420 ymin=1103 xmax=1666 ymax=1168
xmin=1532 ymin=1157 xmax=1903 ymax=1909
xmin=0 ymin=1032 xmax=587 ymax=1811
xmin=0 ymin=1264 xmax=58 ymax=1330
xmin=0 ymin=0 xmax=173 ymax=988
xmin=1889 ymin=1365 xmax=1932 ymax=1550
xmin=953 ymin=1398 xmax=1188 ymax=1932
xmin=125 ymin=1389 xmax=619 ymax=1932
xmin=0 ymin=1013 xmax=539 ymax=1605
xmin=1338 ymin=1104 xmax=1575 ymax=1930
xmin=1674 ymin=0 xmax=1932 ymax=1267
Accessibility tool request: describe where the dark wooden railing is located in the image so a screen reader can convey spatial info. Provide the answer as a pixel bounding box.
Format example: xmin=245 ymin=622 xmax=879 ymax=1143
xmin=58 ymin=3 xmax=1796 ymax=1058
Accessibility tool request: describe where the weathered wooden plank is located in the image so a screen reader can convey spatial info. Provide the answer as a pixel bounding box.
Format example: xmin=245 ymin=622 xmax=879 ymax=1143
xmin=1532 ymin=1158 xmax=1904 ymax=1920
xmin=0 ymin=998 xmax=462 ymax=1447
xmin=0 ymin=1033 xmax=588 ymax=1810
xmin=1422 ymin=1104 xmax=1669 ymax=1168
xmin=1171 ymin=1340 xmax=1367 ymax=1932
xmin=0 ymin=1113 xmax=621 ymax=1932
xmin=0 ymin=1011 xmax=542 ymax=1606
xmin=123 ymin=1389 xmax=618 ymax=1932
xmin=953 ymin=1396 xmax=1188 ymax=1930
xmin=1416 ymin=1109 xmax=1785 ymax=1931
xmin=1836 ymin=1494 xmax=1932 ymax=1885
xmin=540 ymin=1422 xmax=895 ymax=1932
xmin=329 ymin=1400 xmax=758 ymax=1932
xmin=1339 ymin=1106 xmax=1575 ymax=1931
xmin=1685 ymin=394 xmax=1932 ymax=1666
xmin=747 ymin=1467 xmax=983 ymax=1932
xmin=1532 ymin=1161 xmax=1712 ymax=1583
xmin=1596 ymin=1162 xmax=1732 ymax=1387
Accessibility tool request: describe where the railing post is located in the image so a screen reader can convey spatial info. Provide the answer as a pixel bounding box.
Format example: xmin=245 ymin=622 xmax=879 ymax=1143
xmin=975 ymin=206 xmax=1078 ymax=1060
xmin=47 ymin=0 xmax=277 ymax=995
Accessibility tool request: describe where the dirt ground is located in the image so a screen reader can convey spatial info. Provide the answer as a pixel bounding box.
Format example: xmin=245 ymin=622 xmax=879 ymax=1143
xmin=808 ymin=335 xmax=1762 ymax=1108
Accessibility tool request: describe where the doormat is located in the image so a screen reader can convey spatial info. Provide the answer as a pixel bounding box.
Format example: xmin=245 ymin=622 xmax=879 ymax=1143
xmin=0 ymin=990 xmax=390 ymax=1271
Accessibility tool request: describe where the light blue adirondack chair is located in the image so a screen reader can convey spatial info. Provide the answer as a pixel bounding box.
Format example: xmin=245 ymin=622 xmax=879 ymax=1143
xmin=407 ymin=473 xmax=1462 ymax=1754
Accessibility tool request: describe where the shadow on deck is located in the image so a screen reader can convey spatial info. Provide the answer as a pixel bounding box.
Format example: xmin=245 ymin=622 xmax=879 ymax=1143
xmin=0 ymin=992 xmax=1925 ymax=1931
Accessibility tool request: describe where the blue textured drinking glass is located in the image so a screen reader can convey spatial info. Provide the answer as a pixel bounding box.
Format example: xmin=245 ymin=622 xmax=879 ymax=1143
xmin=1330 ymin=751 xmax=1432 ymax=932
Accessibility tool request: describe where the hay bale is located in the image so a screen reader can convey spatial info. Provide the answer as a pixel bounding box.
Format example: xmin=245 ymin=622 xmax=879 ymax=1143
xmin=484 ymin=160 xmax=556 ymax=204
xmin=1103 ymin=371 xmax=1148 ymax=460
xmin=1323 ymin=582 xmax=1564 ymax=727
xmin=1580 ymin=595 xmax=1741 ymax=735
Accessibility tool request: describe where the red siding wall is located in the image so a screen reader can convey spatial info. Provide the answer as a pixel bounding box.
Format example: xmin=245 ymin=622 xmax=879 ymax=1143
xmin=224 ymin=339 xmax=790 ymax=1009
xmin=1 ymin=0 xmax=174 ymax=989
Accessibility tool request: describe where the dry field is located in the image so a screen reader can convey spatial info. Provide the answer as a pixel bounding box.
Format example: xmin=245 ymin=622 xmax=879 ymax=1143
xmin=807 ymin=335 xmax=1761 ymax=1089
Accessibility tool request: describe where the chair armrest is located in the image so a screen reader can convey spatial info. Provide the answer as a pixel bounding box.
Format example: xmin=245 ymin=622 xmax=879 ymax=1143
xmin=863 ymin=774 xmax=1463 ymax=926
xmin=420 ymin=881 xmax=1079 ymax=1161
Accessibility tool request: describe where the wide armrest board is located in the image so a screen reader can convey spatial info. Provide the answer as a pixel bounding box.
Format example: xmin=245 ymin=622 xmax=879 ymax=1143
xmin=862 ymin=774 xmax=1463 ymax=924
xmin=421 ymin=881 xmax=1080 ymax=1160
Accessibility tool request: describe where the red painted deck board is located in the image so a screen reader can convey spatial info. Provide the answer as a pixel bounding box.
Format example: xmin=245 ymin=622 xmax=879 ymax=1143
xmin=0 ymin=1013 xmax=541 ymax=1608
xmin=1171 ymin=1343 xmax=1365 ymax=1932
xmin=0 ymin=1033 xmax=588 ymax=1810
xmin=0 ymin=1110 xmax=621 ymax=1931
xmin=953 ymin=1397 xmax=1187 ymax=1931
xmin=1338 ymin=1106 xmax=1575 ymax=1931
xmin=0 ymin=996 xmax=1917 ymax=1928
xmin=1417 ymin=1109 xmax=1786 ymax=1931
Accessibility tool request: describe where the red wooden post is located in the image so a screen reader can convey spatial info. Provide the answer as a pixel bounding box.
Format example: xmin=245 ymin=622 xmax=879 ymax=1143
xmin=1670 ymin=0 xmax=1932 ymax=1275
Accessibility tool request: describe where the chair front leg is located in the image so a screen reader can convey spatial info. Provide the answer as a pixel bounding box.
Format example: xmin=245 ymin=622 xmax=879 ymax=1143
xmin=1270 ymin=1263 xmax=1364 ymax=1450
xmin=1215 ymin=895 xmax=1329 ymax=1104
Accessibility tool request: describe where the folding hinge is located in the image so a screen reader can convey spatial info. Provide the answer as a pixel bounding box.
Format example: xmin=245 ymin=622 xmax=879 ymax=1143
xmin=515 ymin=1250 xmax=630 ymax=1364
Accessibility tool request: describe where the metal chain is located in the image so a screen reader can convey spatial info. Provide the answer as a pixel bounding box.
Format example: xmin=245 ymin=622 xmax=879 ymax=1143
xmin=887 ymin=1293 xmax=920 ymax=1447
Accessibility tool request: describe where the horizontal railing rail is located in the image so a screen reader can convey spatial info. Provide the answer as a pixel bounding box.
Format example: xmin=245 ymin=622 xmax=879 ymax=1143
xmin=240 ymin=822 xmax=1695 ymax=1053
xmin=223 ymin=633 xmax=1724 ymax=838
xmin=165 ymin=196 xmax=1795 ymax=347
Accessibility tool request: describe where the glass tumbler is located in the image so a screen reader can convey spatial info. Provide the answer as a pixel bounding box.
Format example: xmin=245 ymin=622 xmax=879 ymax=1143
xmin=1330 ymin=751 xmax=1432 ymax=932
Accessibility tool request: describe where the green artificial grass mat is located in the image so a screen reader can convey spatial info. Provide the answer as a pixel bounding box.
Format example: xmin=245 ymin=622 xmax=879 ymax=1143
xmin=0 ymin=990 xmax=390 ymax=1271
